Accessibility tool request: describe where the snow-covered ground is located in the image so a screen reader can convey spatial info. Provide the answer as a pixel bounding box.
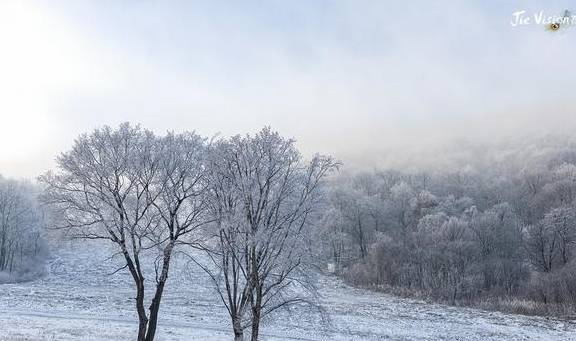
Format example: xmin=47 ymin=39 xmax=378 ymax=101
xmin=1 ymin=240 xmax=575 ymax=341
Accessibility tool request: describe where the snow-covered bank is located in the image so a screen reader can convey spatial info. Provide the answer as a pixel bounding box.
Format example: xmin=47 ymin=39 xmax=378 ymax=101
xmin=0 ymin=240 xmax=574 ymax=340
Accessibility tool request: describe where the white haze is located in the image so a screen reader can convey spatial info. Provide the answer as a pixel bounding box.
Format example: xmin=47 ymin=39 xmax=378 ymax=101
xmin=0 ymin=0 xmax=575 ymax=178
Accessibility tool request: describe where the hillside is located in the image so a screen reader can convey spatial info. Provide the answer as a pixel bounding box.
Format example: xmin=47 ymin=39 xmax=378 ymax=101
xmin=0 ymin=240 xmax=574 ymax=340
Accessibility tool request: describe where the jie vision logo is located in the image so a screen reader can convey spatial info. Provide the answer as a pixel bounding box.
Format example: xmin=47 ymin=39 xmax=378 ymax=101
xmin=511 ymin=9 xmax=575 ymax=31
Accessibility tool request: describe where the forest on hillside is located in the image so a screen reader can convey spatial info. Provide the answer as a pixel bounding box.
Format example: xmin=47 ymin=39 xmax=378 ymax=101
xmin=4 ymin=127 xmax=576 ymax=341
xmin=315 ymin=135 xmax=576 ymax=316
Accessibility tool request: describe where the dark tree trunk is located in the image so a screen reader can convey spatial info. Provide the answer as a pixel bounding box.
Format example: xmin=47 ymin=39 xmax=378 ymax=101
xmin=250 ymin=307 xmax=260 ymax=341
xmin=357 ymin=217 xmax=366 ymax=259
xmin=0 ymin=232 xmax=6 ymax=271
xmin=145 ymin=280 xmax=166 ymax=341
xmin=122 ymin=244 xmax=149 ymax=341
xmin=136 ymin=280 xmax=148 ymax=341
xmin=233 ymin=315 xmax=244 ymax=341
xmin=144 ymin=241 xmax=174 ymax=341
xmin=250 ymin=287 xmax=262 ymax=341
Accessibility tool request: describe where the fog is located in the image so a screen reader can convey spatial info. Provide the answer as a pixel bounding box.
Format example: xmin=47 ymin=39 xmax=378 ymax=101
xmin=1 ymin=0 xmax=576 ymax=178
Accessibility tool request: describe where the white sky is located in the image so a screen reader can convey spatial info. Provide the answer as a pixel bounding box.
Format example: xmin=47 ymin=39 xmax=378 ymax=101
xmin=1 ymin=0 xmax=576 ymax=178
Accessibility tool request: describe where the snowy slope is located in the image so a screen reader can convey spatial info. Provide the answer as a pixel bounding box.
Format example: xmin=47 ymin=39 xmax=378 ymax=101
xmin=0 ymin=240 xmax=575 ymax=340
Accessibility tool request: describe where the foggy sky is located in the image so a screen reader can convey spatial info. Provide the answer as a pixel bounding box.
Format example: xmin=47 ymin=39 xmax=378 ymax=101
xmin=1 ymin=0 xmax=576 ymax=179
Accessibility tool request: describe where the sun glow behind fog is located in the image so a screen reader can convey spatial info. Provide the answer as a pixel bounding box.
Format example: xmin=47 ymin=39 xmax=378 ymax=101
xmin=0 ymin=2 xmax=108 ymax=175
xmin=0 ymin=1 xmax=575 ymax=179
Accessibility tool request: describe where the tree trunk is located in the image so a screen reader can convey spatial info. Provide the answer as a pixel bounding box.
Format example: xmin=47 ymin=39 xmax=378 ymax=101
xmin=250 ymin=287 xmax=262 ymax=341
xmin=9 ymin=250 xmax=14 ymax=273
xmin=357 ymin=217 xmax=366 ymax=259
xmin=145 ymin=280 xmax=166 ymax=341
xmin=136 ymin=280 xmax=148 ymax=341
xmin=250 ymin=306 xmax=260 ymax=341
xmin=144 ymin=242 xmax=173 ymax=341
xmin=233 ymin=315 xmax=244 ymax=341
xmin=0 ymin=231 xmax=6 ymax=271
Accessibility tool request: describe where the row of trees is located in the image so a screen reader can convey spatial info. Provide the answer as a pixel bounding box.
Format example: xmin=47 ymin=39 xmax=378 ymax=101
xmin=315 ymin=137 xmax=576 ymax=313
xmin=35 ymin=124 xmax=576 ymax=338
xmin=40 ymin=123 xmax=337 ymax=341
xmin=0 ymin=176 xmax=46 ymax=282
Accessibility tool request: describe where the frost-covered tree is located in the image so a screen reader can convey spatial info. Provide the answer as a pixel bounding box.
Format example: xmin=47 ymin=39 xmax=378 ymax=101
xmin=526 ymin=206 xmax=576 ymax=273
xmin=40 ymin=124 xmax=210 ymax=341
xmin=329 ymin=186 xmax=373 ymax=260
xmin=200 ymin=128 xmax=338 ymax=341
xmin=0 ymin=177 xmax=46 ymax=282
xmin=306 ymin=136 xmax=576 ymax=314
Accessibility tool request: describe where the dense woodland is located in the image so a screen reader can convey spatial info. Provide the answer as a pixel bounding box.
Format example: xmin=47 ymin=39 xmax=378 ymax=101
xmin=3 ymin=127 xmax=576 ymax=341
xmin=0 ymin=176 xmax=46 ymax=283
xmin=314 ymin=136 xmax=576 ymax=315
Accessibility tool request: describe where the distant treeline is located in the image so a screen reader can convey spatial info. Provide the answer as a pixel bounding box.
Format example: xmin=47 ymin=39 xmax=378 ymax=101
xmin=315 ymin=136 xmax=576 ymax=316
xmin=0 ymin=176 xmax=47 ymax=283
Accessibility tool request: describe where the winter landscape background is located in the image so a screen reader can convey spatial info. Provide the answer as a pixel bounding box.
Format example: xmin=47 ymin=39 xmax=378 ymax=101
xmin=2 ymin=1 xmax=576 ymax=340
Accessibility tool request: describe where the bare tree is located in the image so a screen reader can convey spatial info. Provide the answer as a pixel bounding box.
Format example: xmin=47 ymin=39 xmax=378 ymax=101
xmin=200 ymin=128 xmax=338 ymax=341
xmin=526 ymin=206 xmax=576 ymax=272
xmin=0 ymin=177 xmax=45 ymax=280
xmin=39 ymin=123 xmax=209 ymax=341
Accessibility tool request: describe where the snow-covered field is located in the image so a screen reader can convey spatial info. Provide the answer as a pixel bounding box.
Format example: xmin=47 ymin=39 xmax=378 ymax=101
xmin=1 ymin=240 xmax=575 ymax=341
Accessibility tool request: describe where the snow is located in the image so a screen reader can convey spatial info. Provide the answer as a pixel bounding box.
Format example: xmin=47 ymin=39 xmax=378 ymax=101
xmin=1 ymin=240 xmax=575 ymax=340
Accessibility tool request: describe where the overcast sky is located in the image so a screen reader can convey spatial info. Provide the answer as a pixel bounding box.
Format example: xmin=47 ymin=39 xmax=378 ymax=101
xmin=1 ymin=0 xmax=576 ymax=178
